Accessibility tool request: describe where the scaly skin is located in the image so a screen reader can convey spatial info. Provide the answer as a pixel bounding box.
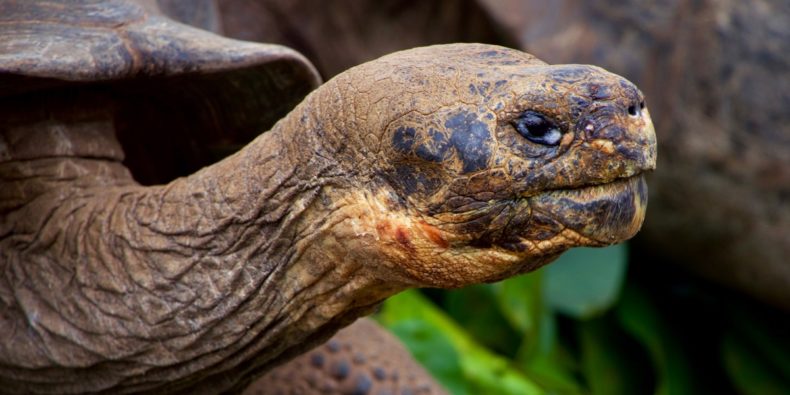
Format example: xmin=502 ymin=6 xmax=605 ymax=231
xmin=0 ymin=43 xmax=655 ymax=394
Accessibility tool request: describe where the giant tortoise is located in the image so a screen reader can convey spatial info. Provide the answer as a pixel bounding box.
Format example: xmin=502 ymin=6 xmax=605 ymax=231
xmin=0 ymin=0 xmax=656 ymax=393
xmin=209 ymin=0 xmax=790 ymax=311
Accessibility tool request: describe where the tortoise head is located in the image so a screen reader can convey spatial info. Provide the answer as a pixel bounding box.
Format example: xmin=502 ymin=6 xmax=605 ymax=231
xmin=315 ymin=44 xmax=656 ymax=287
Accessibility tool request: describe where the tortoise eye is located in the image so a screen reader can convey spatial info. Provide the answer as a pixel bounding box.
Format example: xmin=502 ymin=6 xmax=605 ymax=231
xmin=512 ymin=111 xmax=562 ymax=146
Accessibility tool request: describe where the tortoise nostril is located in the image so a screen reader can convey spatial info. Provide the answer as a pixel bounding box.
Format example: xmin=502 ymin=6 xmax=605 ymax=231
xmin=639 ymin=101 xmax=645 ymax=109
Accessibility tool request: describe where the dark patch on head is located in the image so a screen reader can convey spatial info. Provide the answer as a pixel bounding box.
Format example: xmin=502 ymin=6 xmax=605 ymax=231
xmin=445 ymin=111 xmax=492 ymax=173
xmin=443 ymin=196 xmax=488 ymax=213
xmin=469 ymin=84 xmax=477 ymax=94
xmin=469 ymin=201 xmax=518 ymax=244
xmin=471 ymin=81 xmax=492 ymax=98
xmin=469 ymin=237 xmax=493 ymax=249
xmin=617 ymin=79 xmax=643 ymax=106
xmin=572 ymin=95 xmax=591 ymax=108
xmin=479 ymin=50 xmax=500 ymax=58
xmin=467 ymin=171 xmax=510 ymax=196
xmin=618 ymin=80 xmax=631 ymax=90
xmin=391 ymin=165 xmax=441 ymax=196
xmin=414 ymin=128 xmax=452 ymax=163
xmin=603 ymin=192 xmax=638 ymax=232
xmin=455 ymin=206 xmax=506 ymax=236
xmin=637 ymin=175 xmax=648 ymax=204
xmin=392 ymin=126 xmax=416 ymax=153
xmin=385 ymin=191 xmax=406 ymax=211
xmin=495 ymin=79 xmax=507 ymax=88
xmin=616 ymin=144 xmax=645 ymax=162
xmin=521 ymin=211 xmax=564 ymax=241
xmin=595 ymin=125 xmax=625 ymax=141
xmin=352 ymin=374 xmax=373 ymax=395
xmin=569 ymin=95 xmax=592 ymax=119
xmin=501 ymin=240 xmax=527 ymax=252
xmin=583 ymin=83 xmax=612 ymax=101
xmin=551 ymin=66 xmax=591 ymax=83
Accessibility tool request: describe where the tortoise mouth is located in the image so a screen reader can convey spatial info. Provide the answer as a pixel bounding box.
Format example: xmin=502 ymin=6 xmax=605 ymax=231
xmin=442 ymin=174 xmax=648 ymax=254
xmin=524 ymin=174 xmax=648 ymax=246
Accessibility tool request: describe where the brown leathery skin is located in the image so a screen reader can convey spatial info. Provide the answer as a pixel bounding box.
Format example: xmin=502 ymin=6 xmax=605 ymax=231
xmin=243 ymin=318 xmax=447 ymax=395
xmin=0 ymin=44 xmax=654 ymax=393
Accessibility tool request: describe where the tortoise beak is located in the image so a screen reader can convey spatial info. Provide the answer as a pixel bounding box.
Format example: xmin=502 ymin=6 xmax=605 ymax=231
xmin=528 ymin=174 xmax=649 ymax=246
xmin=526 ymin=107 xmax=656 ymax=246
xmin=624 ymin=107 xmax=657 ymax=173
xmin=643 ymin=110 xmax=658 ymax=169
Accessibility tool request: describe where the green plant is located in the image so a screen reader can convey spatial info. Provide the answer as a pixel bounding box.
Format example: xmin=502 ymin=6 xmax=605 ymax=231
xmin=376 ymin=244 xmax=790 ymax=395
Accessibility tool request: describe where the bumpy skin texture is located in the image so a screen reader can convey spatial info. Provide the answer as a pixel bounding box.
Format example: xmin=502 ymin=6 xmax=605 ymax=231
xmin=244 ymin=318 xmax=446 ymax=395
xmin=478 ymin=0 xmax=790 ymax=309
xmin=0 ymin=42 xmax=655 ymax=393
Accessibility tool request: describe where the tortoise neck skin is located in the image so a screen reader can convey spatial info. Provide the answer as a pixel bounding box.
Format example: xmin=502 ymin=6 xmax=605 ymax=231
xmin=0 ymin=85 xmax=407 ymax=394
xmin=0 ymin=44 xmax=656 ymax=394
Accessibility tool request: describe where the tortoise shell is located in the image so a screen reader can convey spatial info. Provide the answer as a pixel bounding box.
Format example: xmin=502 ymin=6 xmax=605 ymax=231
xmin=0 ymin=0 xmax=320 ymax=184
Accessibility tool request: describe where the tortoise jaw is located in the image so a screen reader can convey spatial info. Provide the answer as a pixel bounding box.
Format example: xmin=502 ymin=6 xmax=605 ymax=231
xmin=427 ymin=173 xmax=648 ymax=253
xmin=526 ymin=174 xmax=649 ymax=246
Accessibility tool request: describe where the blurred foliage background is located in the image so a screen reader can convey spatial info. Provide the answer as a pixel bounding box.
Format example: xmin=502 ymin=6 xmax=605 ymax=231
xmin=375 ymin=244 xmax=790 ymax=395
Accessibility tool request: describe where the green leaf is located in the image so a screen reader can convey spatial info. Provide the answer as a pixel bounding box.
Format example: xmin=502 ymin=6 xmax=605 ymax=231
xmin=445 ymin=285 xmax=522 ymax=358
xmin=490 ymin=271 xmax=543 ymax=334
xmin=388 ymin=319 xmax=466 ymax=394
xmin=514 ymin=297 xmax=583 ymax=395
xmin=544 ymin=244 xmax=628 ymax=319
xmin=578 ymin=315 xmax=652 ymax=395
xmin=722 ymin=330 xmax=790 ymax=395
xmin=521 ymin=352 xmax=583 ymax=394
xmin=616 ymin=285 xmax=695 ymax=395
xmin=377 ymin=290 xmax=545 ymax=395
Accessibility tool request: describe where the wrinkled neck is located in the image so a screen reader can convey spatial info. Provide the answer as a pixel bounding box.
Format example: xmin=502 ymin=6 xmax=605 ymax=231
xmin=113 ymin=104 xmax=407 ymax=391
xmin=0 ymin=92 xmax=400 ymax=393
